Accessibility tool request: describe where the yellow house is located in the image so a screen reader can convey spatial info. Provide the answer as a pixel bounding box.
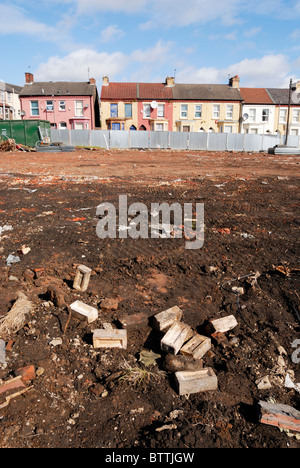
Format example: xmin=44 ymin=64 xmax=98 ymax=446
xmin=172 ymin=76 xmax=242 ymax=133
xmin=267 ymin=83 xmax=300 ymax=137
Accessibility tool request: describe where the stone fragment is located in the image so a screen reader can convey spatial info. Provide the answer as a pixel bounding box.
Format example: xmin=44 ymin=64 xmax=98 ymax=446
xmin=70 ymin=300 xmax=98 ymax=324
xmin=152 ymin=306 xmax=183 ymax=332
xmin=161 ymin=322 xmax=194 ymax=355
xmin=73 ymin=265 xmax=92 ymax=292
xmin=175 ymin=368 xmax=218 ymax=395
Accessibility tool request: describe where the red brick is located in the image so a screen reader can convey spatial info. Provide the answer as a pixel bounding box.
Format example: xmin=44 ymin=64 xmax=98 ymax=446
xmin=15 ymin=365 xmax=36 ymax=383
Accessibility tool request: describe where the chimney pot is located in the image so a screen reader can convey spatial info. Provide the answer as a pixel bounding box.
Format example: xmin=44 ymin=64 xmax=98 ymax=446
xmin=103 ymin=76 xmax=109 ymax=86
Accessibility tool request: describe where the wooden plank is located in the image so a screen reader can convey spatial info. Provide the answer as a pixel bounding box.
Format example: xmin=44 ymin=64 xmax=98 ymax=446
xmin=175 ymin=368 xmax=218 ymax=395
xmin=180 ymin=334 xmax=211 ymax=360
xmin=161 ymin=322 xmax=194 ymax=355
xmin=152 ymin=306 xmax=183 ymax=332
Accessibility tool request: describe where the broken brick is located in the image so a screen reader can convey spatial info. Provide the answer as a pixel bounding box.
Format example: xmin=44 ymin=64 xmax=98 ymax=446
xmin=15 ymin=365 xmax=36 ymax=383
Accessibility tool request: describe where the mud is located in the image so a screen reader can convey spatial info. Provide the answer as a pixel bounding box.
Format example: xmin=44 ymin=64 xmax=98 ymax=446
xmin=0 ymin=148 xmax=299 ymax=449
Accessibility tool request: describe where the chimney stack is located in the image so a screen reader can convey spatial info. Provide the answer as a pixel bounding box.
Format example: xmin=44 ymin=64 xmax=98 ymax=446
xmin=103 ymin=76 xmax=109 ymax=86
xmin=89 ymin=78 xmax=96 ymax=85
xmin=166 ymin=76 xmax=175 ymax=87
xmin=25 ymin=72 xmax=34 ymax=84
xmin=229 ymin=75 xmax=240 ymax=89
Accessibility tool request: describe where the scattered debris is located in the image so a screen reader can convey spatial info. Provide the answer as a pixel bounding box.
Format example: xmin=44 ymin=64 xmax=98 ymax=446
xmin=6 ymin=255 xmax=20 ymax=267
xmin=0 ymin=292 xmax=33 ymax=339
xmin=175 ymin=368 xmax=218 ymax=396
xmin=139 ymin=350 xmax=161 ymax=367
xmin=207 ymin=315 xmax=238 ymax=334
xmin=17 ymin=246 xmax=31 ymax=256
xmin=0 ymin=340 xmax=6 ymax=364
xmin=73 ymin=264 xmax=92 ymax=292
xmin=100 ymin=298 xmax=119 ymax=312
xmin=0 ymin=138 xmax=16 ymax=152
xmin=70 ymin=300 xmax=98 ymax=324
xmin=152 ymin=306 xmax=183 ymax=332
xmin=93 ymin=328 xmax=127 ymax=349
xmin=118 ymin=312 xmax=149 ymax=329
xmin=259 ymin=401 xmax=300 ymax=433
xmin=161 ymin=322 xmax=194 ymax=355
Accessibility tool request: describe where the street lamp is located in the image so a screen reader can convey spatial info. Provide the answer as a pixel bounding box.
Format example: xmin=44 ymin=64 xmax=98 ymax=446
xmin=285 ymin=78 xmax=299 ymax=145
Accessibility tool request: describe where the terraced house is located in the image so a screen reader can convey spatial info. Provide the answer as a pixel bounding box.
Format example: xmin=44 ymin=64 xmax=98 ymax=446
xmin=100 ymin=75 xmax=243 ymax=133
xmin=100 ymin=75 xmax=174 ymax=131
xmin=267 ymin=84 xmax=300 ymax=137
xmin=19 ymin=73 xmax=100 ymax=130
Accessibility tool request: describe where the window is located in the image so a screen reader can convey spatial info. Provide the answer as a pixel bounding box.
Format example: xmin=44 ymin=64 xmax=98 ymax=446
xmin=46 ymin=100 xmax=54 ymax=112
xmin=279 ymin=108 xmax=287 ymax=123
xmin=262 ymin=108 xmax=269 ymax=122
xmin=212 ymin=104 xmax=220 ymax=119
xmin=125 ymin=103 xmax=132 ymax=118
xmin=0 ymin=92 xmax=4 ymax=102
xmin=59 ymin=122 xmax=67 ymax=129
xmin=75 ymin=122 xmax=84 ymax=130
xmin=226 ymin=105 xmax=233 ymax=119
xmin=110 ymin=103 xmax=118 ymax=118
xmin=155 ymin=123 xmax=164 ymax=131
xmin=75 ymin=100 xmax=84 ymax=117
xmin=292 ymin=109 xmax=300 ymax=123
xmin=195 ymin=105 xmax=202 ymax=118
xmin=181 ymin=104 xmax=188 ymax=118
xmin=143 ymin=104 xmax=151 ymax=118
xmin=224 ymin=125 xmax=233 ymax=133
xmin=50 ymin=123 xmax=57 ymax=129
xmin=59 ymin=101 xmax=66 ymax=111
xmin=250 ymin=128 xmax=258 ymax=134
xmin=157 ymin=104 xmax=165 ymax=118
xmin=249 ymin=109 xmax=256 ymax=122
xmin=291 ymin=129 xmax=299 ymax=135
xmin=30 ymin=101 xmax=39 ymax=116
xmin=7 ymin=92 xmax=12 ymax=103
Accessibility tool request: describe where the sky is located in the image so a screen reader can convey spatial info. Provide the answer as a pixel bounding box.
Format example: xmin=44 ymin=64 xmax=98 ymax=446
xmin=1 ymin=0 xmax=300 ymax=89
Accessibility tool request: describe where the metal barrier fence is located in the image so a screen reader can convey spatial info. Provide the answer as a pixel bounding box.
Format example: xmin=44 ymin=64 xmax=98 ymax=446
xmin=50 ymin=129 xmax=299 ymax=152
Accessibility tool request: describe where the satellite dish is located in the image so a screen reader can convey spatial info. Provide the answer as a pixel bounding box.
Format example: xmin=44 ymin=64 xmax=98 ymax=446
xmin=292 ymin=90 xmax=300 ymax=104
xmin=242 ymin=113 xmax=249 ymax=121
xmin=151 ymin=101 xmax=158 ymax=109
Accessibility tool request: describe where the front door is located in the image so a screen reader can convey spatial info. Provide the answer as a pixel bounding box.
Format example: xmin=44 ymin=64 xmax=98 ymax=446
xmin=112 ymin=122 xmax=121 ymax=130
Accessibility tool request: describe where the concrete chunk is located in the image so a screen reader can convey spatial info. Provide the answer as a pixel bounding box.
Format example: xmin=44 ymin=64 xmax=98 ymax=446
xmin=153 ymin=306 xmax=183 ymax=332
xmin=175 ymin=368 xmax=218 ymax=395
xmin=161 ymin=322 xmax=194 ymax=355
xmin=70 ymin=300 xmax=98 ymax=324
xmin=93 ymin=329 xmax=127 ymax=349
xmin=180 ymin=334 xmax=211 ymax=360
xmin=73 ymin=265 xmax=92 ymax=292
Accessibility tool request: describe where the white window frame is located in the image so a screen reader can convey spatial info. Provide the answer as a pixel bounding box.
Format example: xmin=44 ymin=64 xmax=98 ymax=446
xmin=292 ymin=109 xmax=300 ymax=123
xmin=181 ymin=104 xmax=188 ymax=119
xmin=46 ymin=100 xmax=54 ymax=112
xmin=59 ymin=101 xmax=66 ymax=111
xmin=195 ymin=104 xmax=202 ymax=119
xmin=30 ymin=101 xmax=39 ymax=116
xmin=75 ymin=100 xmax=84 ymax=117
xmin=262 ymin=108 xmax=269 ymax=122
xmin=59 ymin=122 xmax=67 ymax=130
xmin=212 ymin=104 xmax=220 ymax=119
xmin=249 ymin=108 xmax=256 ymax=123
xmin=143 ymin=103 xmax=151 ymax=118
xmin=157 ymin=103 xmax=165 ymax=118
xmin=226 ymin=105 xmax=233 ymax=120
xmin=279 ymin=108 xmax=287 ymax=123
xmin=224 ymin=125 xmax=233 ymax=133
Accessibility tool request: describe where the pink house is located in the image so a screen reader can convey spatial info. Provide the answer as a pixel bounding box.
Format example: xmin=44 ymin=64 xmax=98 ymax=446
xmin=137 ymin=81 xmax=174 ymax=132
xmin=19 ymin=73 xmax=100 ymax=130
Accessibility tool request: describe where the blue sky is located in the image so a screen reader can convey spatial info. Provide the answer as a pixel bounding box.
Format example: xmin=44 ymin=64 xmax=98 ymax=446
xmin=1 ymin=0 xmax=300 ymax=88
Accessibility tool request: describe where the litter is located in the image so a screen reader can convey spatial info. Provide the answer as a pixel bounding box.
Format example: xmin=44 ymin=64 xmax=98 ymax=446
xmin=69 ymin=300 xmax=98 ymax=324
xmin=6 ymin=255 xmax=20 ymax=266
xmin=73 ymin=264 xmax=92 ymax=292
xmin=0 ymin=225 xmax=13 ymax=236
xmin=0 ymin=292 xmax=33 ymax=339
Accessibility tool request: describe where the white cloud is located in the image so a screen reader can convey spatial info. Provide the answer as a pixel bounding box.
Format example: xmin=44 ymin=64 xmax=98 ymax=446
xmin=35 ymin=48 xmax=129 ymax=82
xmin=100 ymin=25 xmax=124 ymax=43
xmin=176 ymin=54 xmax=292 ymax=87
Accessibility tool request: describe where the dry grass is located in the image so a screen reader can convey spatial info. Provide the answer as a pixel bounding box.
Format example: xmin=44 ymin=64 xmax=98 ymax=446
xmin=0 ymin=292 xmax=33 ymax=339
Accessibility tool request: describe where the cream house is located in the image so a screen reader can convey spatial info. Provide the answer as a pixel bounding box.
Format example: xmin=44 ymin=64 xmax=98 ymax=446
xmin=0 ymin=80 xmax=22 ymax=120
xmin=267 ymin=84 xmax=300 ymax=137
xmin=172 ymin=76 xmax=242 ymax=133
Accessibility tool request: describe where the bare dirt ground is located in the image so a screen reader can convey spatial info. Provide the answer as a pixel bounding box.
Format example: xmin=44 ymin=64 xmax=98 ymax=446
xmin=0 ymin=148 xmax=299 ymax=449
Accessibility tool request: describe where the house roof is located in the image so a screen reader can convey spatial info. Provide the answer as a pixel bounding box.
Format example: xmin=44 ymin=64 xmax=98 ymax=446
xmin=20 ymin=81 xmax=97 ymax=97
xmin=100 ymin=82 xmax=173 ymax=100
xmin=266 ymin=88 xmax=290 ymax=105
xmin=172 ymin=83 xmax=243 ymax=101
xmin=240 ymin=87 xmax=274 ymax=104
